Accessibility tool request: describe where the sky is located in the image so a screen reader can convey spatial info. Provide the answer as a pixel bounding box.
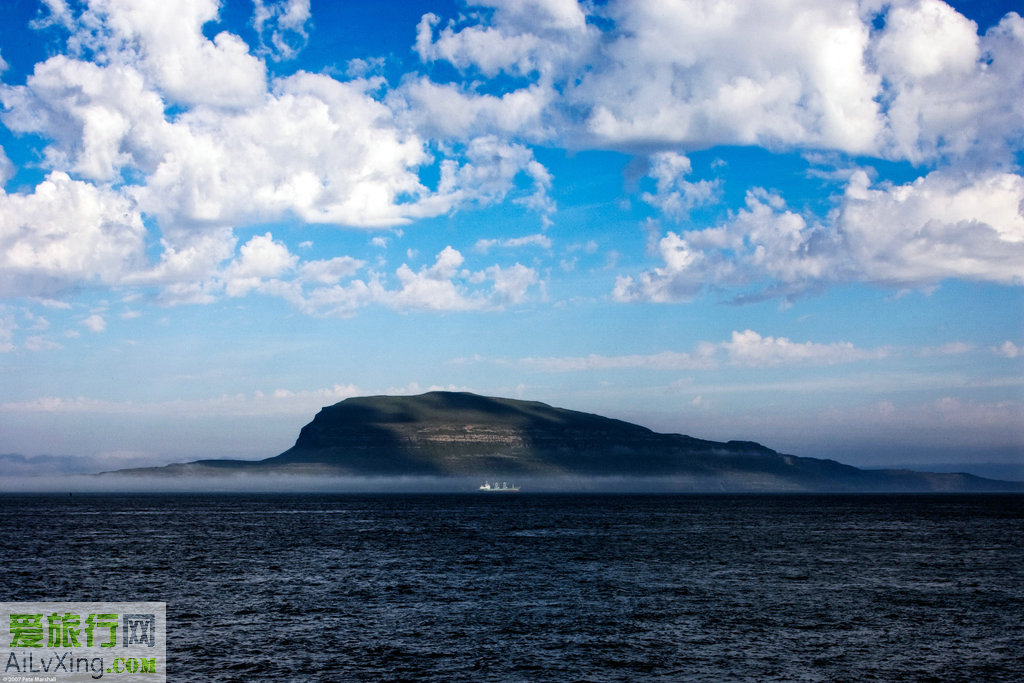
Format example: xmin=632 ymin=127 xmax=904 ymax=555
xmin=0 ymin=0 xmax=1022 ymax=480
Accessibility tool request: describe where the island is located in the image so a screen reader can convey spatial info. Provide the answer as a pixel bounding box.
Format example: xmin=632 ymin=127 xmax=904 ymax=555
xmin=107 ymin=391 xmax=1023 ymax=492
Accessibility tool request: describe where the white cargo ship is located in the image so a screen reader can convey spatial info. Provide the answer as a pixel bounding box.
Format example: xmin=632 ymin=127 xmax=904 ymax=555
xmin=478 ymin=481 xmax=520 ymax=492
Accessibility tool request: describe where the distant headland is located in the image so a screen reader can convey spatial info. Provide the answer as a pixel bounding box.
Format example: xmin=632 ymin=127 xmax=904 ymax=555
xmin=104 ymin=391 xmax=1023 ymax=492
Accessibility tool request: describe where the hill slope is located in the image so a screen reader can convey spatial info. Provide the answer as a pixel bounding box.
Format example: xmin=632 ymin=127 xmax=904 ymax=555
xmin=113 ymin=391 xmax=1023 ymax=492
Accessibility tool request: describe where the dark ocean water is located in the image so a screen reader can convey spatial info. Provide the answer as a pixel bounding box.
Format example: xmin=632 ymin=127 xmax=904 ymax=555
xmin=1 ymin=493 xmax=1022 ymax=682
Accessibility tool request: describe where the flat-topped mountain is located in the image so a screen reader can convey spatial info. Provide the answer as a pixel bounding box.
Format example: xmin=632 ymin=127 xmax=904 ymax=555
xmin=110 ymin=391 xmax=1022 ymax=492
xmin=265 ymin=390 xmax=777 ymax=475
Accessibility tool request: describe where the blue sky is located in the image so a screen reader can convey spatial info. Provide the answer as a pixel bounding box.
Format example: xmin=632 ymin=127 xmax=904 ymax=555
xmin=0 ymin=0 xmax=1021 ymax=477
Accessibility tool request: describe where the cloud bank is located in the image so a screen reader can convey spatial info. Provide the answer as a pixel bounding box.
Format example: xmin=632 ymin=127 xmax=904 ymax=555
xmin=0 ymin=0 xmax=1021 ymax=314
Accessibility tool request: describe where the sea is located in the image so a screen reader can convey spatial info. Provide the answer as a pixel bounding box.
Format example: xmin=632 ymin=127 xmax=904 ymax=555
xmin=2 ymin=493 xmax=1022 ymax=682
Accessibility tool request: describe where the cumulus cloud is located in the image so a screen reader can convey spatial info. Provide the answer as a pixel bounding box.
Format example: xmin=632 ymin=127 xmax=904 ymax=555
xmin=0 ymin=0 xmax=1021 ymax=312
xmin=0 ymin=172 xmax=147 ymax=298
xmin=838 ymin=169 xmax=1024 ymax=287
xmin=616 ymin=168 xmax=1024 ymax=302
xmin=209 ymin=244 xmax=542 ymax=317
xmin=1 ymin=57 xmax=168 ymax=182
xmin=872 ymin=2 xmax=1024 ymax=164
xmin=641 ymin=152 xmax=719 ymax=219
xmin=414 ymin=0 xmax=590 ymax=80
xmin=485 ymin=263 xmax=539 ymax=307
xmin=421 ymin=136 xmax=554 ymax=219
xmin=412 ymin=0 xmax=1023 ymax=164
xmin=395 ymin=78 xmax=553 ymax=141
xmin=575 ymin=0 xmax=883 ymax=153
xmin=223 ymin=233 xmax=298 ymax=297
xmin=383 ymin=246 xmax=477 ymax=311
xmin=69 ymin=0 xmax=268 ymax=109
xmin=132 ymin=72 xmax=432 ymax=231
xmin=0 ymin=0 xmax=559 ymax=307
xmin=377 ymin=247 xmax=538 ymax=312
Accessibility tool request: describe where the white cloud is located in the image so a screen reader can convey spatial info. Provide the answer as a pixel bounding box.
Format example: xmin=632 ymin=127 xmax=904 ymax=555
xmin=872 ymin=3 xmax=1024 ymax=163
xmin=253 ymin=0 xmax=311 ymax=60
xmin=616 ymin=168 xmax=1024 ymax=302
xmin=641 ymin=152 xmax=720 ymax=219
xmin=838 ymin=169 xmax=1024 ymax=287
xmin=384 ymin=246 xmax=479 ymax=311
xmin=135 ymin=229 xmax=237 ymax=293
xmin=415 ymin=13 xmax=544 ymax=77
xmin=0 ymin=172 xmax=147 ymax=298
xmin=995 ymin=341 xmax=1022 ymax=359
xmin=486 ymin=263 xmax=539 ymax=306
xmin=222 ymin=232 xmax=297 ymax=297
xmin=722 ymin=329 xmax=888 ymax=366
xmin=227 ymin=246 xmax=542 ymax=317
xmin=1 ymin=56 xmax=555 ymax=252
xmin=30 ymin=0 xmax=74 ymax=30
xmin=71 ymin=0 xmax=268 ymax=109
xmin=231 ymin=233 xmax=297 ymax=278
xmin=1 ymin=57 xmax=168 ymax=182
xmin=82 ymin=314 xmax=106 ymax=333
xmin=412 ymin=0 xmax=1022 ymax=164
xmin=874 ymin=0 xmax=979 ymax=81
xmin=414 ymin=0 xmax=590 ymax=79
xmin=24 ymin=335 xmax=62 ymax=351
xmin=420 ymin=136 xmax=554 ymax=219
xmin=581 ymin=0 xmax=880 ymax=152
xmin=613 ymin=230 xmax=717 ymax=303
xmin=377 ymin=247 xmax=539 ymax=312
xmin=282 ymin=279 xmax=374 ymax=318
xmin=1 ymin=0 xmax=1020 ymax=313
xmin=0 ymin=5 xmax=561 ymax=307
xmin=395 ymin=78 xmax=552 ymax=141
xmin=299 ymin=256 xmax=365 ymax=285
xmin=0 ymin=146 xmax=12 ymax=187
xmin=133 ymin=72 xmax=432 ymax=231
xmin=518 ymin=330 xmax=885 ymax=372
xmin=475 ymin=234 xmax=552 ymax=253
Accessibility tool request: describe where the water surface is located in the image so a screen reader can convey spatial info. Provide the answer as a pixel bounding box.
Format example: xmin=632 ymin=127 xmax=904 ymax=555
xmin=2 ymin=493 xmax=1021 ymax=681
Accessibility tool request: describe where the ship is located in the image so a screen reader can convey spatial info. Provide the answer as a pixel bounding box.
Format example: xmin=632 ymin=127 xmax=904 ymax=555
xmin=478 ymin=481 xmax=520 ymax=492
